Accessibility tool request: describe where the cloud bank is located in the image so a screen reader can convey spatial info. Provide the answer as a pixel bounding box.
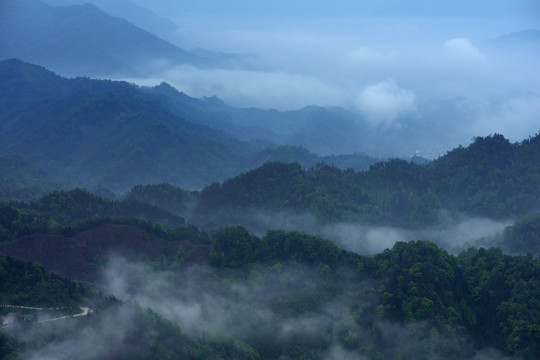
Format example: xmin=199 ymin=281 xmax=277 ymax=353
xmin=444 ymin=38 xmax=483 ymax=61
xmin=354 ymin=80 xmax=416 ymax=127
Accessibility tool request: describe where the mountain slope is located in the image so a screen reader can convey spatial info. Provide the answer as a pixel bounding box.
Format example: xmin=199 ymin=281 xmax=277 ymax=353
xmin=143 ymin=81 xmax=479 ymax=158
xmin=0 ymin=224 xmax=182 ymax=282
xmin=0 ymin=155 xmax=60 ymax=202
xmin=144 ymin=83 xmax=371 ymax=156
xmin=0 ymin=0 xmax=196 ymax=77
xmin=0 ymin=0 xmax=260 ymax=77
xmin=0 ymin=214 xmax=538 ymax=358
xmin=0 ymin=59 xmax=256 ymax=191
xmin=43 ymin=0 xmax=181 ymax=42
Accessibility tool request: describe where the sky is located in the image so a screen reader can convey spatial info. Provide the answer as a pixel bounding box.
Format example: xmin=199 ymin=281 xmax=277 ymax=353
xmin=43 ymin=0 xmax=540 ymax=143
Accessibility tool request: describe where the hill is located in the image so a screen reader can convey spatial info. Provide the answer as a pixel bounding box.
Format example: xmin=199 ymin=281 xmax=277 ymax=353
xmin=191 ymin=133 xmax=540 ymax=227
xmin=0 ymin=187 xmax=187 ymax=242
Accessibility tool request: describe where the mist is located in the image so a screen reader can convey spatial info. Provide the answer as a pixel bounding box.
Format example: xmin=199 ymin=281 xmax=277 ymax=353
xmin=196 ymin=207 xmax=512 ymax=255
xmin=320 ymin=216 xmax=512 ymax=255
xmin=16 ymin=254 xmax=522 ymax=359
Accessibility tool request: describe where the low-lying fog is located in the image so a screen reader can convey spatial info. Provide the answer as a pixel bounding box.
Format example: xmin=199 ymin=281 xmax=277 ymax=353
xmin=197 ymin=208 xmax=512 ymax=255
xmin=18 ymin=256 xmax=520 ymax=359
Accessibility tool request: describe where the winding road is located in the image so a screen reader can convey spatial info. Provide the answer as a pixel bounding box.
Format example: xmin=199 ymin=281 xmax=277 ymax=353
xmin=1 ymin=305 xmax=93 ymax=327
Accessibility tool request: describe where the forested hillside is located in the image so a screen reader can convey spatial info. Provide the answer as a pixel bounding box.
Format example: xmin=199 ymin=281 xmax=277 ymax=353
xmin=193 ymin=133 xmax=540 ymax=227
xmin=0 ymin=155 xmax=59 ymax=202
xmin=0 ymin=59 xmax=391 ymax=194
xmin=0 ymin=209 xmax=538 ymax=359
xmin=491 ymin=212 xmax=540 ymax=257
xmin=0 ymin=59 xmax=256 ymax=191
xmin=0 ymin=188 xmax=187 ymax=244
xmin=0 ymin=137 xmax=538 ymax=358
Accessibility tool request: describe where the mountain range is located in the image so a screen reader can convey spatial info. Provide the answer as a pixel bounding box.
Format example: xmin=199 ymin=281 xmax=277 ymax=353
xmin=0 ymin=59 xmax=257 ymax=191
xmin=4 ymin=0 xmax=535 ymax=160
xmin=0 ymin=59 xmax=400 ymax=194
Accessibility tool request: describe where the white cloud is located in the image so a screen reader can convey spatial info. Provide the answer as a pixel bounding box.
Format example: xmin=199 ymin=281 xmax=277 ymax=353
xmin=443 ymin=38 xmax=483 ymax=60
xmin=354 ymin=80 xmax=416 ymax=127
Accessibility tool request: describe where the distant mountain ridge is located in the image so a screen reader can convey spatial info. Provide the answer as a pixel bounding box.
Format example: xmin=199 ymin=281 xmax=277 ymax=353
xmin=141 ymin=81 xmax=483 ymax=158
xmin=2 ymin=0 xmax=537 ymax=160
xmin=42 ymin=0 xmax=181 ymax=42
xmin=0 ymin=0 xmax=490 ymax=158
xmin=0 ymin=0 xmax=255 ymax=78
xmin=0 ymin=59 xmax=256 ymax=191
xmin=485 ymin=28 xmax=540 ymax=51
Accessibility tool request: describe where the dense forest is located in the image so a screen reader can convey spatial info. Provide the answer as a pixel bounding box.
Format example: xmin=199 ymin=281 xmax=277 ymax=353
xmin=0 ymin=142 xmax=538 ymax=358
xmin=0 ymin=144 xmax=539 ymax=358
xmin=193 ymin=133 xmax=540 ymax=227
xmin=0 ymin=219 xmax=538 ymax=359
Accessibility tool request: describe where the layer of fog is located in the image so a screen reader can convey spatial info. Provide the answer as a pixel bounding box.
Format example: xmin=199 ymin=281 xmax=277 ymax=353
xmin=17 ymin=255 xmax=521 ymax=359
xmin=323 ymin=216 xmax=513 ymax=255
xmin=201 ymin=208 xmax=512 ymax=255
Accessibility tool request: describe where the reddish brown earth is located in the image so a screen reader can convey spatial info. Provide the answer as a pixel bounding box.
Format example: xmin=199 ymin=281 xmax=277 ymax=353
xmin=0 ymin=224 xmax=209 ymax=282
